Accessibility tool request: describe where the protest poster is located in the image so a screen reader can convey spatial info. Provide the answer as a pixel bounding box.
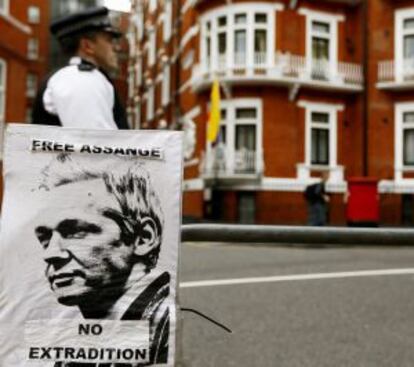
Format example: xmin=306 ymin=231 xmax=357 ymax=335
xmin=0 ymin=124 xmax=183 ymax=366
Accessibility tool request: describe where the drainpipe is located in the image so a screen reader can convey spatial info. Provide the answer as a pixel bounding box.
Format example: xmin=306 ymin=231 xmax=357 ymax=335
xmin=362 ymin=0 xmax=368 ymax=176
xmin=173 ymin=0 xmax=182 ymax=128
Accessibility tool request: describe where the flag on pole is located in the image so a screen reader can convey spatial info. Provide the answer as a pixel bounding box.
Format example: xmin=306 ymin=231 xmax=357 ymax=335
xmin=207 ymin=79 xmax=221 ymax=143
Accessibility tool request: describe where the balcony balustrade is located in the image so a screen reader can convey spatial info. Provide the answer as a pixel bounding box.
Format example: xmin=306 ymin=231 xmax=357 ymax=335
xmin=378 ymin=59 xmax=414 ymax=90
xmin=192 ymin=52 xmax=363 ymax=92
xmin=199 ymin=0 xmax=361 ymax=6
xmin=201 ymin=145 xmax=262 ymax=179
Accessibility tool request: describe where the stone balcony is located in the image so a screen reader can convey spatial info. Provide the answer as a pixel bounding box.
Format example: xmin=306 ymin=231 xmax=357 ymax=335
xmin=201 ymin=145 xmax=263 ymax=183
xmin=192 ymin=52 xmax=363 ymax=93
xmin=377 ymin=59 xmax=414 ymax=90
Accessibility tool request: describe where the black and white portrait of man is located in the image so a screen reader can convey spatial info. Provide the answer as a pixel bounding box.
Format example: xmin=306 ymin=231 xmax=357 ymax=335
xmin=33 ymin=154 xmax=170 ymax=366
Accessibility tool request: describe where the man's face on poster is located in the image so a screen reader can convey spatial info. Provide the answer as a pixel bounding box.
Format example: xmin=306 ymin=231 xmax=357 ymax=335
xmin=34 ymin=179 xmax=134 ymax=306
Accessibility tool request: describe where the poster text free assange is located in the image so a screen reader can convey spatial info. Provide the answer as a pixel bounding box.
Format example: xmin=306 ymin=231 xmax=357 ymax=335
xmin=31 ymin=139 xmax=163 ymax=159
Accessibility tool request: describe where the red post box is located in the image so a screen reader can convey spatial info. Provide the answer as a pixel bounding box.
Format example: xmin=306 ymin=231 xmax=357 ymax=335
xmin=346 ymin=177 xmax=379 ymax=227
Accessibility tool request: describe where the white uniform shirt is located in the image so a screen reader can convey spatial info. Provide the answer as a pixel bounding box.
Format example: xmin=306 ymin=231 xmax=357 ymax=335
xmin=43 ymin=57 xmax=118 ymax=130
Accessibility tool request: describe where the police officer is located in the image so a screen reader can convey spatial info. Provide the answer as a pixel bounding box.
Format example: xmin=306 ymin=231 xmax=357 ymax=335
xmin=32 ymin=7 xmax=129 ymax=130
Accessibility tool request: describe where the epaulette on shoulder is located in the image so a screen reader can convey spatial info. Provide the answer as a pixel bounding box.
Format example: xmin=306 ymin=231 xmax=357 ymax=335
xmin=78 ymin=62 xmax=96 ymax=71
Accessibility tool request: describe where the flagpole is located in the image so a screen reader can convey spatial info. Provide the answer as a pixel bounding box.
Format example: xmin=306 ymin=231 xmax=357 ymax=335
xmin=207 ymin=76 xmax=221 ymax=220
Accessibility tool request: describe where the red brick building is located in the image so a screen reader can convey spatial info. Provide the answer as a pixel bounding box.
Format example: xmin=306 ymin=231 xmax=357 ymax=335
xmin=0 ymin=0 xmax=49 ymax=199
xmin=1 ymin=0 xmax=49 ymax=125
xmin=129 ymin=0 xmax=414 ymax=226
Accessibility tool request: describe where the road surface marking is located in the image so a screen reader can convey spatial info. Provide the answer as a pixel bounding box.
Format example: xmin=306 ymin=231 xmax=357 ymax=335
xmin=180 ymin=268 xmax=414 ymax=288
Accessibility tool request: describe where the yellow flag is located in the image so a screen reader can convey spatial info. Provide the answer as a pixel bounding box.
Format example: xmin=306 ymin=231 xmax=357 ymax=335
xmin=207 ymin=79 xmax=221 ymax=143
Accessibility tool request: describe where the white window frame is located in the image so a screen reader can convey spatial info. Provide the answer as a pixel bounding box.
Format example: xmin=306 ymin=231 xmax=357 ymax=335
xmin=128 ymin=31 xmax=136 ymax=58
xmin=149 ymin=0 xmax=157 ymax=13
xmin=162 ymin=64 xmax=170 ymax=106
xmin=253 ymin=12 xmax=270 ymax=66
xmin=206 ymin=98 xmax=263 ymax=175
xmin=136 ymin=60 xmax=142 ymax=87
xmin=394 ymin=102 xmax=414 ymax=181
xmin=27 ymin=38 xmax=39 ymax=60
xmin=183 ymin=49 xmax=195 ymax=70
xmin=200 ymin=3 xmax=281 ymax=73
xmin=163 ymin=0 xmax=172 ymax=42
xmin=148 ymin=29 xmax=156 ymax=66
xmin=217 ymin=13 xmax=229 ymax=68
xmin=0 ymin=0 xmax=9 ymax=14
xmin=27 ymin=5 xmax=40 ymax=24
xmin=201 ymin=20 xmax=212 ymax=71
xmin=309 ymin=111 xmax=331 ymax=166
xmin=128 ymin=65 xmax=134 ymax=99
xmin=395 ymin=8 xmax=414 ymax=83
xmin=146 ymin=85 xmax=154 ymax=122
xmin=135 ymin=10 xmax=144 ymax=41
xmin=298 ymin=101 xmax=343 ymax=170
xmin=26 ymin=73 xmax=38 ymax=98
xmin=299 ymin=8 xmax=344 ymax=82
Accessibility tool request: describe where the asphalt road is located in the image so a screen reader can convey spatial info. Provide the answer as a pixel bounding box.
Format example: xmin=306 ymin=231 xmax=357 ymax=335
xmin=178 ymin=242 xmax=414 ymax=367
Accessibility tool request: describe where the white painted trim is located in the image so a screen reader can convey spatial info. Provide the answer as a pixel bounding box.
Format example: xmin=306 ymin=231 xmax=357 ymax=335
xmin=136 ymin=9 xmax=144 ymax=41
xmin=183 ymin=178 xmax=204 ymax=191
xmin=297 ymin=101 xmax=344 ymax=181
xmin=27 ymin=5 xmax=40 ymax=24
xmin=156 ymin=73 xmax=163 ymax=84
xmin=179 ymin=77 xmax=193 ymax=94
xmin=298 ymin=8 xmax=345 ymax=22
xmin=0 ymin=0 xmax=9 ymax=14
xmin=395 ymin=7 xmax=414 ymax=83
xmin=27 ymin=38 xmax=39 ymax=60
xmin=182 ymin=0 xmax=285 ymax=14
xmin=261 ymin=177 xmax=346 ymax=193
xmin=149 ymin=0 xmax=157 ymax=13
xmin=379 ymin=179 xmax=414 ymax=193
xmin=199 ymin=3 xmax=282 ymax=74
xmin=199 ymin=176 xmax=346 ymax=193
xmin=184 ymin=158 xmax=200 ymax=168
xmin=394 ymin=102 xmax=414 ymax=182
xmin=206 ymin=98 xmax=263 ymax=176
xmin=162 ymin=64 xmax=171 ymax=106
xmin=300 ymin=9 xmax=342 ymax=83
xmin=163 ymin=0 xmax=173 ymax=42
xmin=181 ymin=0 xmax=196 ymax=14
xmin=148 ymin=29 xmax=156 ymax=66
xmin=297 ymin=100 xmax=345 ymax=111
xmin=136 ymin=60 xmax=142 ymax=87
xmin=201 ymin=2 xmax=284 ymax=18
xmin=180 ymin=25 xmax=199 ymax=52
xmin=0 ymin=11 xmax=31 ymax=34
xmin=183 ymin=49 xmax=195 ymax=70
xmin=184 ymin=105 xmax=201 ymax=121
xmin=128 ymin=66 xmax=135 ymax=99
xmin=157 ymin=12 xmax=164 ymax=26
